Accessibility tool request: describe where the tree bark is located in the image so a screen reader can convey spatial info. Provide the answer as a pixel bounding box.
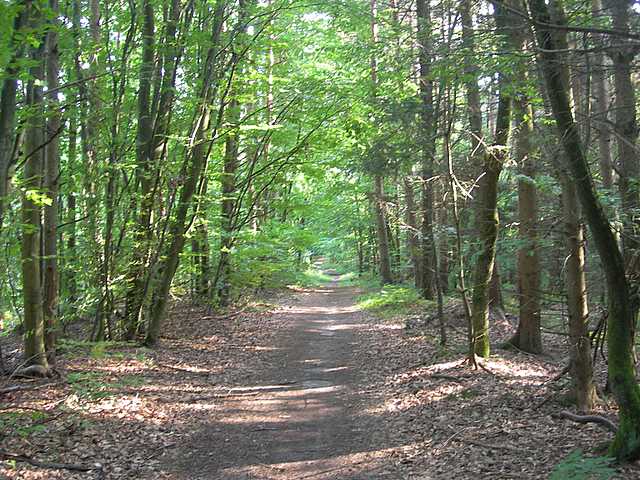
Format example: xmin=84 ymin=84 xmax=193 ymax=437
xmin=373 ymin=175 xmax=393 ymax=284
xmin=22 ymin=5 xmax=48 ymax=371
xmin=218 ymin=97 xmax=240 ymax=306
xmin=547 ymin=0 xmax=597 ymax=410
xmin=591 ymin=0 xmax=613 ymax=188
xmin=470 ymin=1 xmax=513 ymax=358
xmin=417 ymin=0 xmax=436 ymax=299
xmin=0 ymin=3 xmax=27 ymax=234
xmin=44 ymin=0 xmax=61 ymax=365
xmin=510 ymin=99 xmax=542 ymax=353
xmin=403 ymin=177 xmax=421 ymax=287
xmin=124 ymin=0 xmax=156 ymax=339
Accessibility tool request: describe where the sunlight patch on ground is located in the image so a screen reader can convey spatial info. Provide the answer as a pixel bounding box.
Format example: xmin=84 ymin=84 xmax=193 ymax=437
xmin=231 ymin=445 xmax=408 ymax=479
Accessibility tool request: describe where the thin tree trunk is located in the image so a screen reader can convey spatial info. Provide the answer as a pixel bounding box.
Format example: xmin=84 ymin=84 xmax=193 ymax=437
xmin=145 ymin=0 xmax=227 ymax=345
xmin=218 ymin=98 xmax=240 ymax=306
xmin=403 ymin=177 xmax=421 ymax=287
xmin=417 ymin=0 xmax=436 ymax=299
xmin=547 ymin=0 xmax=597 ymax=409
xmin=591 ymin=0 xmax=613 ymax=188
xmin=373 ymin=175 xmax=393 ymax=284
xmin=606 ymin=0 xmax=639 ymax=267
xmin=560 ymin=173 xmax=597 ymax=410
xmin=44 ymin=0 xmax=61 ymax=364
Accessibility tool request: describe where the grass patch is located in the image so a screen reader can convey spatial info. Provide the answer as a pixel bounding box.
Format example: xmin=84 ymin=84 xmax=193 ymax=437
xmin=357 ymin=284 xmax=432 ymax=319
xmin=292 ymin=268 xmax=335 ymax=287
xmin=67 ymin=371 xmax=146 ymax=401
xmin=57 ymin=339 xmax=149 ymax=361
xmin=0 ymin=411 xmax=49 ymax=438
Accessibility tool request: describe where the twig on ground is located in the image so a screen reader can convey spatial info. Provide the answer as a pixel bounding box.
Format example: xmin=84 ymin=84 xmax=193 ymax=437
xmin=460 ymin=438 xmax=522 ymax=452
xmin=0 ymin=450 xmax=101 ymax=473
xmin=543 ymin=364 xmax=570 ymax=385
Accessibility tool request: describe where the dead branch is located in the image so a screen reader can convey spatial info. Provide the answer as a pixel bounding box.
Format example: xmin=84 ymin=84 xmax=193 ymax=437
xmin=543 ymin=364 xmax=571 ymax=385
xmin=0 ymin=450 xmax=101 ymax=473
xmin=557 ymin=410 xmax=618 ymax=433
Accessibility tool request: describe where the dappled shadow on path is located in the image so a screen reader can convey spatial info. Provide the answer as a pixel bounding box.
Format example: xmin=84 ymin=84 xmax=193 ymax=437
xmin=162 ymin=282 xmax=415 ymax=480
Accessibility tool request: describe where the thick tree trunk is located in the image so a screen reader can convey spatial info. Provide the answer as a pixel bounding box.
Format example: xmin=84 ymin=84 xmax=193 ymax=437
xmin=22 ymin=9 xmax=48 ymax=371
xmin=470 ymin=148 xmax=504 ymax=358
xmin=529 ymin=0 xmax=640 ymax=459
xmin=510 ymin=99 xmax=542 ymax=353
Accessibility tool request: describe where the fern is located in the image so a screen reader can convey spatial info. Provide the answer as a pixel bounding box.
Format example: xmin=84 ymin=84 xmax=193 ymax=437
xmin=550 ymin=449 xmax=616 ymax=480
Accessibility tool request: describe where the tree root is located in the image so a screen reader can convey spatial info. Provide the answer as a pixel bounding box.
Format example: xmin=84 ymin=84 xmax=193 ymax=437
xmin=0 ymin=450 xmax=101 ymax=473
xmin=557 ymin=410 xmax=618 ymax=433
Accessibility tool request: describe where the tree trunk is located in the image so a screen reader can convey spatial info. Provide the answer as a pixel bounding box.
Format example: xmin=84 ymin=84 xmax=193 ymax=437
xmin=591 ymin=0 xmax=613 ymax=188
xmin=124 ymin=0 xmax=156 ymax=339
xmin=145 ymin=0 xmax=226 ymax=345
xmin=470 ymin=1 xmax=512 ymax=359
xmin=510 ymin=99 xmax=542 ymax=353
xmin=529 ymin=0 xmax=640 ymax=459
xmin=44 ymin=0 xmax=61 ymax=364
xmin=417 ymin=0 xmax=436 ymax=300
xmin=560 ymin=173 xmax=597 ymax=411
xmin=373 ymin=175 xmax=393 ymax=284
xmin=403 ymin=177 xmax=421 ymax=287
xmin=606 ymin=0 xmax=639 ymax=267
xmin=0 ymin=4 xmax=27 ymax=234
xmin=218 ymin=97 xmax=240 ymax=306
xmin=22 ymin=7 xmax=48 ymax=371
xmin=460 ymin=0 xmax=484 ymax=164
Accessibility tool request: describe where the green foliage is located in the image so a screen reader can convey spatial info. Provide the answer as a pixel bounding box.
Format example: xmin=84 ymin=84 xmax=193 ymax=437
xmin=58 ymin=339 xmax=147 ymax=360
xmin=294 ymin=268 xmax=334 ymax=287
xmin=550 ymin=450 xmax=616 ymax=480
xmin=357 ymin=284 xmax=431 ymax=318
xmin=67 ymin=371 xmax=145 ymax=401
xmin=0 ymin=411 xmax=48 ymax=438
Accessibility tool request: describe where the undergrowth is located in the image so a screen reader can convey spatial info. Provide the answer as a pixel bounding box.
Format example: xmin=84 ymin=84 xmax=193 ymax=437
xmin=549 ymin=449 xmax=615 ymax=480
xmin=357 ymin=284 xmax=432 ymax=319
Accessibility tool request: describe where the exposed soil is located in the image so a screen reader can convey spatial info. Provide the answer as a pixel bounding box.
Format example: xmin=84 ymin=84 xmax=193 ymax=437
xmin=164 ymin=275 xmax=399 ymax=479
xmin=2 ymin=276 xmax=640 ymax=479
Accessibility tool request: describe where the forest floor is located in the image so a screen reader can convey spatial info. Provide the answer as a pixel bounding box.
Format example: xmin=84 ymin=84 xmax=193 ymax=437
xmin=1 ymin=274 xmax=639 ymax=479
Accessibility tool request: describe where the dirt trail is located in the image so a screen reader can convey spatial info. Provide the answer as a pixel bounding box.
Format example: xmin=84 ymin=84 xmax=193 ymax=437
xmin=167 ymin=276 xmax=397 ymax=479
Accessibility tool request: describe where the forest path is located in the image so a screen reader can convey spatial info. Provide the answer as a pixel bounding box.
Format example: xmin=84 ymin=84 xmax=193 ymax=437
xmin=165 ymin=274 xmax=399 ymax=479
